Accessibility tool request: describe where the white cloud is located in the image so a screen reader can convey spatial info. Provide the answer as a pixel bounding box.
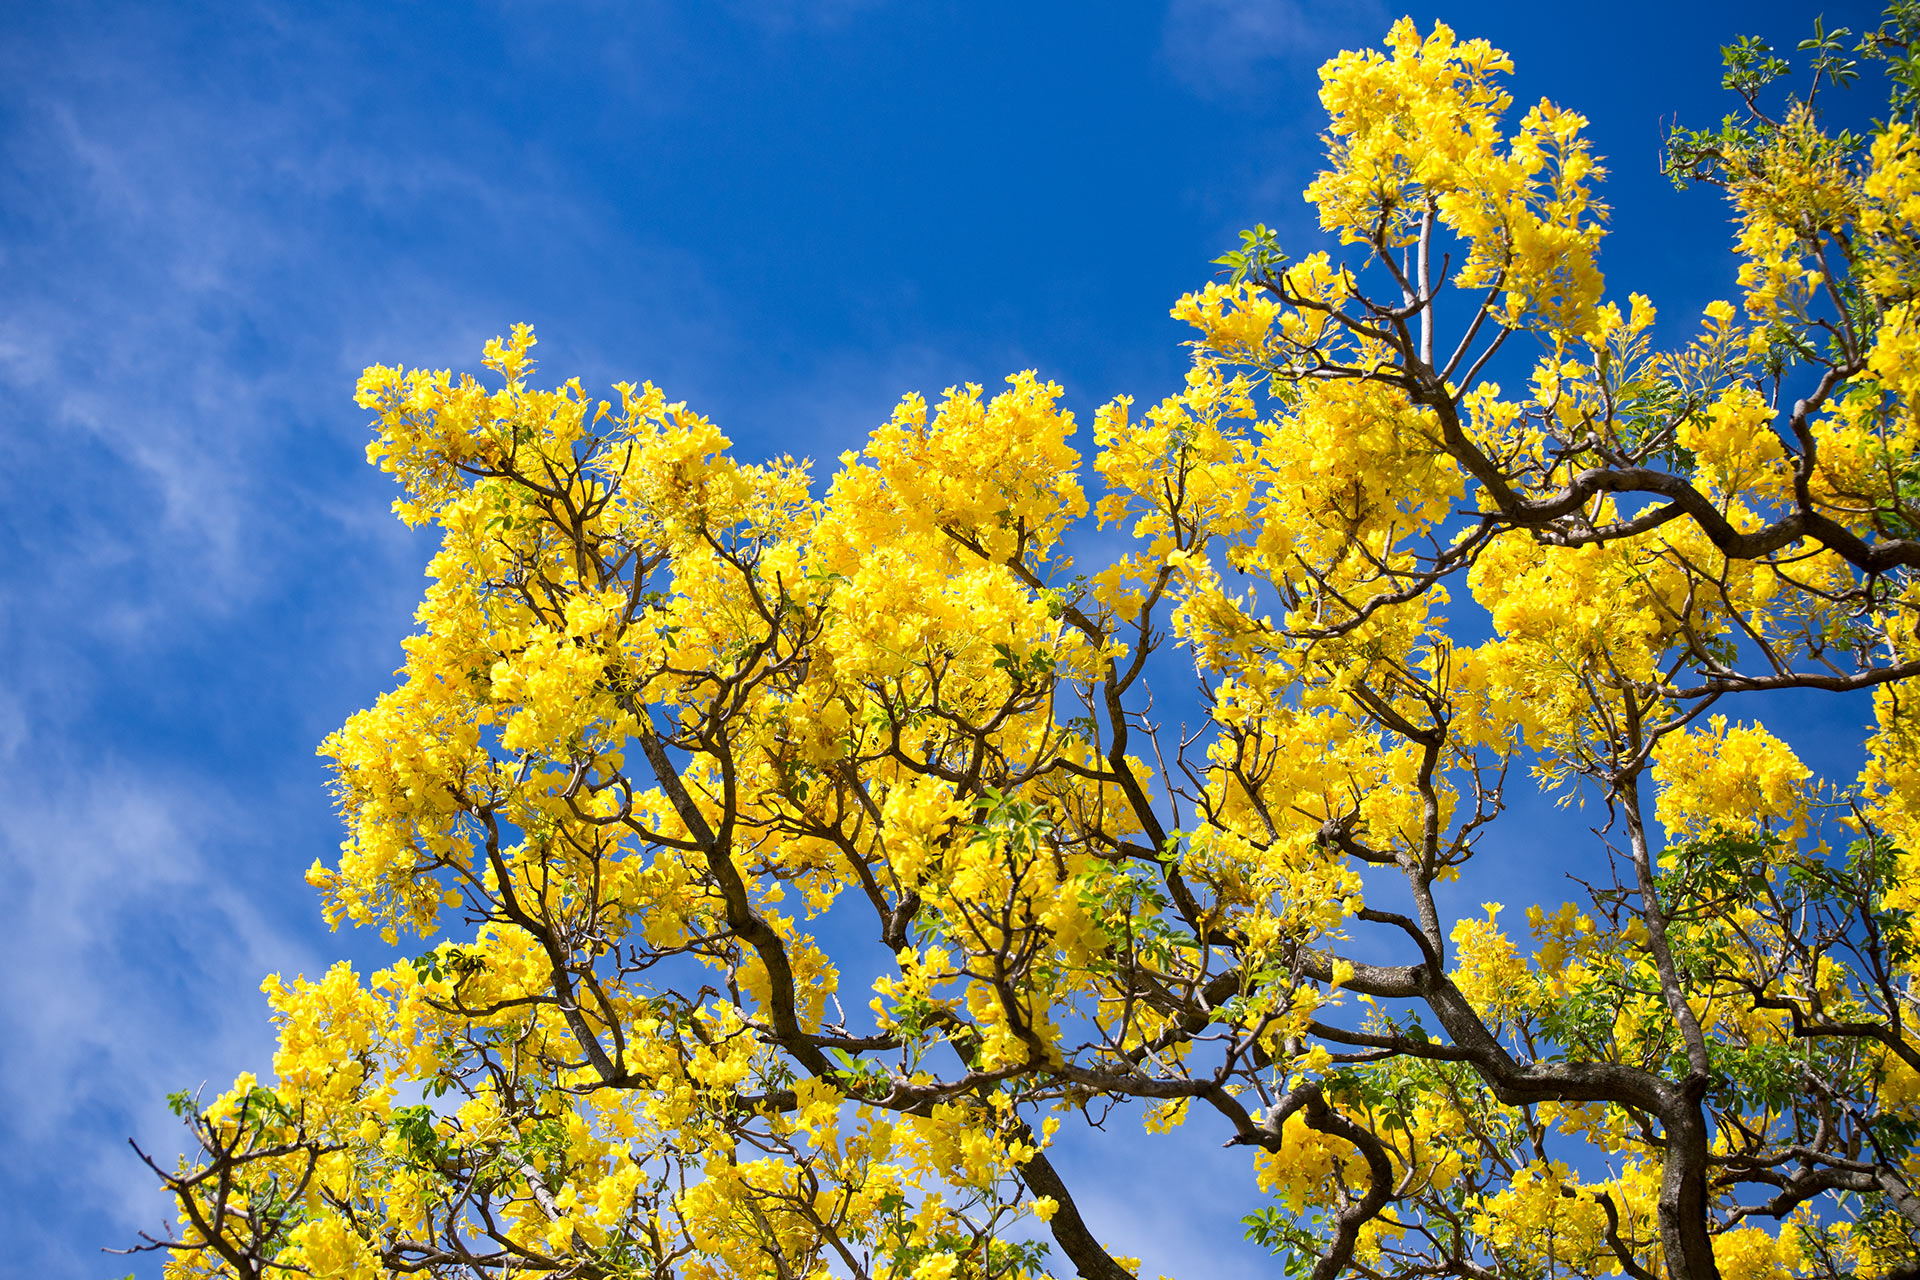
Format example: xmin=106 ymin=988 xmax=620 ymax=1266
xmin=0 ymin=758 xmax=325 ymax=1272
xmin=721 ymin=0 xmax=891 ymax=35
xmin=0 ymin=14 xmax=575 ymax=1273
xmin=1162 ymin=0 xmax=1387 ymax=98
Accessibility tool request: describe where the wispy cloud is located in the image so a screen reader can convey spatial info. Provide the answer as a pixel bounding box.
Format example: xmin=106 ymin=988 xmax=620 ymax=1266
xmin=0 ymin=755 xmax=325 ymax=1274
xmin=721 ymin=0 xmax=891 ymax=35
xmin=0 ymin=8 xmax=640 ymax=1274
xmin=1161 ymin=0 xmax=1388 ymax=98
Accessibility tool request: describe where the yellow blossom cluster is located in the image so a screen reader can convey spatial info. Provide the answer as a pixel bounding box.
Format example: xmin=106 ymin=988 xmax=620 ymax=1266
xmin=147 ymin=12 xmax=1920 ymax=1280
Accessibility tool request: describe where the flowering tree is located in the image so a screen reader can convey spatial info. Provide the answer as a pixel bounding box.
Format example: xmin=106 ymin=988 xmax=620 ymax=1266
xmin=133 ymin=9 xmax=1920 ymax=1280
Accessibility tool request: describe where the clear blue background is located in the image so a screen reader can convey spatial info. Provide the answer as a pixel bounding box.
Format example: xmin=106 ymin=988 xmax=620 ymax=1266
xmin=0 ymin=1 xmax=1873 ymax=1276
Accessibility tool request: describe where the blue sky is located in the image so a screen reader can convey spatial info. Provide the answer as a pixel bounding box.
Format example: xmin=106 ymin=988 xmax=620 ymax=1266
xmin=0 ymin=1 xmax=1875 ymax=1276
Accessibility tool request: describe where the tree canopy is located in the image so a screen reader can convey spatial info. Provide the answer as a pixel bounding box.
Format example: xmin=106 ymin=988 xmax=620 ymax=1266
xmin=131 ymin=8 xmax=1920 ymax=1280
